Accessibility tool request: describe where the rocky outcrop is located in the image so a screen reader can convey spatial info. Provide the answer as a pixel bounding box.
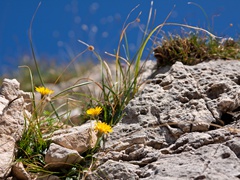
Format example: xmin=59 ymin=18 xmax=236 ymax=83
xmin=0 ymin=79 xmax=30 ymax=141
xmin=0 ymin=79 xmax=31 ymax=179
xmin=87 ymin=60 xmax=240 ymax=179
xmin=2 ymin=60 xmax=240 ymax=179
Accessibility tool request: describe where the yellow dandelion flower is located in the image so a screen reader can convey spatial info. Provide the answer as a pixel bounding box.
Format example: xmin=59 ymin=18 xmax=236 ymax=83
xmin=35 ymin=86 xmax=54 ymax=96
xmin=86 ymin=106 xmax=102 ymax=117
xmin=94 ymin=121 xmax=112 ymax=134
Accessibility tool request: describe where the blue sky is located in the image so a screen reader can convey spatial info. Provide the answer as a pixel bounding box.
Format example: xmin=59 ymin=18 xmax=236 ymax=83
xmin=0 ymin=0 xmax=239 ymax=75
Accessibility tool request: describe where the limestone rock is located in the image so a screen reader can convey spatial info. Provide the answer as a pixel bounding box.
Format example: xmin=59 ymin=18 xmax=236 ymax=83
xmin=0 ymin=78 xmax=28 ymax=141
xmin=0 ymin=134 xmax=15 ymax=179
xmin=48 ymin=121 xmax=98 ymax=154
xmin=0 ymin=96 xmax=8 ymax=115
xmin=0 ymin=78 xmax=31 ymax=179
xmin=0 ymin=78 xmax=20 ymax=101
xmin=19 ymin=91 xmax=33 ymax=113
xmin=45 ymin=143 xmax=83 ymax=169
xmin=88 ymin=60 xmax=240 ymax=179
xmin=225 ymin=137 xmax=240 ymax=158
xmin=90 ymin=144 xmax=240 ymax=180
xmin=0 ymin=96 xmax=26 ymax=141
xmin=189 ymin=60 xmax=240 ymax=120
xmin=12 ymin=162 xmax=31 ymax=180
xmin=87 ymin=160 xmax=140 ymax=180
xmin=140 ymin=144 xmax=240 ymax=180
xmin=162 ymin=128 xmax=233 ymax=154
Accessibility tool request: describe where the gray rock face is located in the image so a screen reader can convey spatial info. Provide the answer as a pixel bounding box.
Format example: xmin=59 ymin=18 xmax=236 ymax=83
xmin=88 ymin=60 xmax=240 ymax=179
xmin=141 ymin=144 xmax=240 ymax=180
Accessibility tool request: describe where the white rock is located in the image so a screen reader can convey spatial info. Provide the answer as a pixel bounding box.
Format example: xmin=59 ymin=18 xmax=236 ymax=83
xmin=0 ymin=97 xmax=25 ymax=141
xmin=0 ymin=78 xmax=31 ymax=178
xmin=0 ymin=134 xmax=15 ymax=179
xmin=49 ymin=121 xmax=98 ymax=153
xmin=0 ymin=96 xmax=9 ymax=115
xmin=45 ymin=143 xmax=83 ymax=169
xmin=0 ymin=78 xmax=20 ymax=101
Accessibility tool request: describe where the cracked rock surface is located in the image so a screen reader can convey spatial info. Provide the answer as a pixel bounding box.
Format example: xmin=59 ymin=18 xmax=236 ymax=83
xmin=87 ymin=60 xmax=240 ymax=180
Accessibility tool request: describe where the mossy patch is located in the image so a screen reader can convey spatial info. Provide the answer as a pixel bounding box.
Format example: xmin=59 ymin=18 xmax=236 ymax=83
xmin=153 ymin=34 xmax=240 ymax=67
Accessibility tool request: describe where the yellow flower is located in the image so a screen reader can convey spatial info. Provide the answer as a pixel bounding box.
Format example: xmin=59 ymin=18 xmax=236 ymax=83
xmin=35 ymin=86 xmax=54 ymax=96
xmin=94 ymin=121 xmax=112 ymax=134
xmin=86 ymin=106 xmax=102 ymax=117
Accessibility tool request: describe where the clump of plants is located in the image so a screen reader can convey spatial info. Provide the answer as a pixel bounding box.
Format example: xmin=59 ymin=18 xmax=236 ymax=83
xmin=153 ymin=34 xmax=240 ymax=67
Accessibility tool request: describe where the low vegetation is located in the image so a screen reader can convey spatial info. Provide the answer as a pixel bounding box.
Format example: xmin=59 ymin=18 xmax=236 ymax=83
xmin=154 ymin=34 xmax=240 ymax=67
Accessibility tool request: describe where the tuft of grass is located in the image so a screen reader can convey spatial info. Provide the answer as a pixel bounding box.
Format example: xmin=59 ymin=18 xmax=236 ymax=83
xmin=153 ymin=34 xmax=240 ymax=67
xmin=153 ymin=33 xmax=240 ymax=68
xmin=76 ymin=3 xmax=154 ymax=127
